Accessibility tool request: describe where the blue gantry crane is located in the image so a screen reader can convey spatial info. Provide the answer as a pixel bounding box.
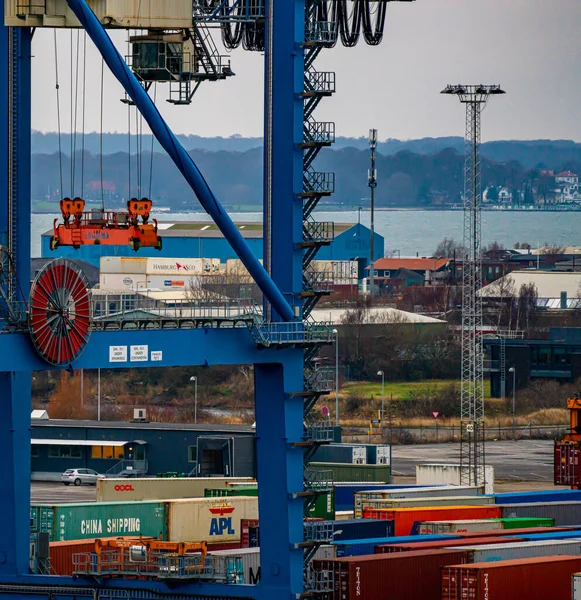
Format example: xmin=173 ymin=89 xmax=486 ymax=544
xmin=0 ymin=1 xmax=413 ymax=599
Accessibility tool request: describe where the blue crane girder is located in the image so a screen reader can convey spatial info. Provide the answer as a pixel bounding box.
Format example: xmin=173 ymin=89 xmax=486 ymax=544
xmin=64 ymin=0 xmax=295 ymax=323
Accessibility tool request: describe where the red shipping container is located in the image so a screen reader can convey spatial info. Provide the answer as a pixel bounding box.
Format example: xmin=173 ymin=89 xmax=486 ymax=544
xmin=363 ymin=506 xmax=502 ymax=536
xmin=49 ymin=536 xmax=154 ymax=576
xmin=313 ymin=549 xmax=470 ymax=600
xmin=241 ymin=518 xmax=259 ymax=548
xmin=376 ymin=536 xmax=524 ymax=553
xmin=441 ymin=555 xmax=581 ymax=600
xmin=207 ymin=541 xmax=242 ymax=551
xmin=554 ymin=442 xmax=581 ymax=486
xmin=456 ymin=526 xmax=575 ymax=539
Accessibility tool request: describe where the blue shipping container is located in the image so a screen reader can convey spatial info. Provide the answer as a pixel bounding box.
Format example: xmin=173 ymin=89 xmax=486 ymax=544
xmin=334 ymin=484 xmax=441 ymax=512
xmin=333 ymin=534 xmax=459 ymax=557
xmin=507 ymin=530 xmax=581 ymax=541
xmin=495 ymin=490 xmax=581 ymax=504
xmin=325 ymin=519 xmax=394 ymax=541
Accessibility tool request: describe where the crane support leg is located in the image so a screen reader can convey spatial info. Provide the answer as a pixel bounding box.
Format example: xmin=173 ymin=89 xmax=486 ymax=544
xmin=64 ymin=0 xmax=294 ymax=323
xmin=0 ymin=372 xmax=32 ymax=576
xmin=255 ymin=361 xmax=305 ymax=598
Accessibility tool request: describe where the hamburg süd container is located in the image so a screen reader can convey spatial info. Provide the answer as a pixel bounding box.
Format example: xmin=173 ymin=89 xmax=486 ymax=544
xmin=30 ymin=501 xmax=167 ymax=541
xmin=375 ymin=536 xmax=524 ymax=554
xmin=441 ymin=556 xmax=581 ymax=600
xmin=363 ymin=505 xmax=502 ymax=536
xmin=500 ymin=501 xmax=581 ymax=526
xmin=96 ymin=477 xmax=253 ymax=502
xmin=313 ymin=549 xmax=470 ymax=600
xmin=167 ymin=496 xmax=258 ymax=543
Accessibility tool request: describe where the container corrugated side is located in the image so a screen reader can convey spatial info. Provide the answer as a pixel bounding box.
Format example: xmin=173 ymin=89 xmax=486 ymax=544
xmin=453 ymin=539 xmax=581 ymax=562
xmin=500 ymin=517 xmax=555 ymax=528
xmin=573 ymin=572 xmax=581 ymax=600
xmin=494 ymin=490 xmax=581 ymax=504
xmin=334 ymin=483 xmax=443 ymax=512
xmin=454 ymin=526 xmax=575 ymax=539
xmin=441 ymin=556 xmax=581 ymax=600
xmin=500 ymin=502 xmax=581 ymax=526
xmin=419 ymin=519 xmax=503 ymax=534
xmin=363 ymin=506 xmax=502 ymax=536
xmin=313 ymin=549 xmax=470 ymax=600
xmin=360 ymin=496 xmax=495 ymax=512
xmin=168 ymin=497 xmax=258 ymax=543
xmin=32 ymin=501 xmax=167 ymax=541
xmin=376 ymin=536 xmax=524 ymax=554
xmin=334 ymin=534 xmax=458 ymax=557
xmin=417 ymin=464 xmax=495 ymax=495
xmin=326 ymin=518 xmax=394 ymax=541
xmin=506 ymin=530 xmax=581 ymax=541
xmin=308 ymin=462 xmax=390 ymax=483
xmin=96 ymin=477 xmax=253 ymax=502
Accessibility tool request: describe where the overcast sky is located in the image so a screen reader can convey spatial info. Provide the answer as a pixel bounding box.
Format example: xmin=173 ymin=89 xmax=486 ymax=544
xmin=31 ymin=0 xmax=581 ymax=142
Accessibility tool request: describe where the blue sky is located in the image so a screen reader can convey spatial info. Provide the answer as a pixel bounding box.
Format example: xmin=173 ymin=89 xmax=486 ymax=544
xmin=31 ymin=0 xmax=581 ymax=141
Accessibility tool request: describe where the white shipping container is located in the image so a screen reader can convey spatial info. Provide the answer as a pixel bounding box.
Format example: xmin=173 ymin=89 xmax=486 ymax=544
xmin=573 ymin=572 xmax=581 ymax=600
xmin=96 ymin=477 xmax=253 ymax=502
xmin=168 ymin=497 xmax=259 ymax=543
xmin=416 ymin=463 xmax=495 ymax=495
xmin=335 ymin=511 xmax=355 ymax=521
xmin=100 ymin=257 xmax=222 ymax=276
xmin=418 ymin=519 xmax=503 ymax=535
xmin=100 ymin=257 xmax=149 ymax=275
xmin=451 ymin=539 xmax=581 ymax=563
xmin=210 ymin=546 xmax=336 ymax=585
xmin=354 ymin=485 xmax=485 ymax=517
xmin=361 ymin=496 xmax=495 ymax=511
xmin=99 ymin=273 xmax=148 ymax=290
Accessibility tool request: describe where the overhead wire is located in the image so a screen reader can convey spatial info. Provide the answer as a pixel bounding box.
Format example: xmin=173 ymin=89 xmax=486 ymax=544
xmin=99 ymin=58 xmax=105 ymax=210
xmin=72 ymin=30 xmax=81 ymax=197
xmin=53 ymin=30 xmax=64 ymax=199
xmin=81 ymin=32 xmax=87 ymax=194
xmin=148 ymin=83 xmax=157 ymax=199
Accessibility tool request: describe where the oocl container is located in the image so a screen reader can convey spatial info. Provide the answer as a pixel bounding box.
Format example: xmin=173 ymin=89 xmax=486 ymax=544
xmin=30 ymin=501 xmax=167 ymax=541
xmin=441 ymin=556 xmax=581 ymax=600
xmin=376 ymin=536 xmax=524 ymax=554
xmin=167 ymin=497 xmax=258 ymax=543
xmin=363 ymin=506 xmax=502 ymax=536
xmin=313 ymin=549 xmax=470 ymax=600
xmin=96 ymin=477 xmax=253 ymax=502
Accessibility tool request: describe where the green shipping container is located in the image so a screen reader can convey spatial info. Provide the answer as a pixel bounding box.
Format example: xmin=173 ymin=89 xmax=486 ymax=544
xmin=205 ymin=487 xmax=259 ymax=498
xmin=308 ymin=490 xmax=335 ymax=520
xmin=309 ymin=462 xmax=391 ymax=483
xmin=30 ymin=501 xmax=167 ymax=542
xmin=500 ymin=517 xmax=555 ymax=529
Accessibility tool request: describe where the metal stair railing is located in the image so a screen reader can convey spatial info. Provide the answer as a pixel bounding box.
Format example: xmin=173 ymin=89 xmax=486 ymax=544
xmin=105 ymin=459 xmax=148 ymax=477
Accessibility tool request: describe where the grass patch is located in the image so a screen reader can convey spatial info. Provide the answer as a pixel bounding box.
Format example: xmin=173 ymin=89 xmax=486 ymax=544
xmin=343 ymin=379 xmax=492 ymax=400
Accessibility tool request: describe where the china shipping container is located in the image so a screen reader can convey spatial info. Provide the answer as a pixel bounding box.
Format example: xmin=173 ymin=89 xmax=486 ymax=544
xmin=453 ymin=539 xmax=581 ymax=562
xmin=363 ymin=506 xmax=502 ymax=536
xmin=313 ymin=549 xmax=470 ymax=600
xmin=96 ymin=477 xmax=253 ymax=502
xmin=333 ymin=534 xmax=459 ymax=557
xmin=375 ymin=536 xmax=525 ymax=554
xmin=30 ymin=501 xmax=167 ymax=541
xmin=308 ymin=462 xmax=390 ymax=483
xmin=554 ymin=442 xmax=581 ymax=487
xmin=495 ymin=489 xmax=581 ymax=504
xmin=48 ymin=536 xmax=155 ymax=575
xmin=167 ymin=496 xmax=258 ymax=543
xmin=500 ymin=502 xmax=581 ymax=526
xmin=334 ymin=483 xmax=443 ymax=512
xmin=441 ymin=555 xmax=581 ymax=600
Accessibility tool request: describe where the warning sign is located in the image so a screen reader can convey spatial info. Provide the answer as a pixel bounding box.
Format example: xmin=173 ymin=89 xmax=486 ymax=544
xmin=109 ymin=346 xmax=127 ymax=363
xmin=130 ymin=345 xmax=148 ymax=362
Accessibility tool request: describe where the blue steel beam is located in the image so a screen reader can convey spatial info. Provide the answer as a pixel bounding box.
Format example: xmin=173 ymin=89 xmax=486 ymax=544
xmin=0 ymin=329 xmax=303 ymax=372
xmin=64 ymin=0 xmax=294 ymax=323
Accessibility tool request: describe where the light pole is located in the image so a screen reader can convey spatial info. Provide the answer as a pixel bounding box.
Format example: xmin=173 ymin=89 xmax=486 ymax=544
xmin=508 ymin=367 xmax=516 ymax=439
xmin=368 ymin=129 xmax=378 ymax=296
xmin=357 ymin=206 xmax=362 ymax=228
xmin=377 ymin=370 xmax=385 ymax=437
xmin=97 ymin=368 xmax=101 ymax=421
xmin=333 ymin=328 xmax=339 ymax=426
xmin=190 ymin=376 xmax=198 ymax=424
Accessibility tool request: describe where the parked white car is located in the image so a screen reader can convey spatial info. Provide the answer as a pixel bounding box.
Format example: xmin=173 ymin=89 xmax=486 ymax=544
xmin=61 ymin=468 xmax=102 ymax=486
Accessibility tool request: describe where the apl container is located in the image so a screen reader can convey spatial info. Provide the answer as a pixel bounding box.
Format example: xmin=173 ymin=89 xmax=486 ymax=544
xmin=500 ymin=502 xmax=581 ymax=526
xmin=441 ymin=556 xmax=581 ymax=600
xmin=30 ymin=502 xmax=167 ymax=541
xmin=96 ymin=477 xmax=253 ymax=502
xmin=167 ymin=496 xmax=258 ymax=543
xmin=363 ymin=506 xmax=502 ymax=536
xmin=334 ymin=534 xmax=458 ymax=557
xmin=376 ymin=536 xmax=524 ymax=554
xmin=313 ymin=549 xmax=470 ymax=600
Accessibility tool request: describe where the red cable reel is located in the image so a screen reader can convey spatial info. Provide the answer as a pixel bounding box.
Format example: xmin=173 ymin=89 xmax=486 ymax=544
xmin=29 ymin=259 xmax=92 ymax=365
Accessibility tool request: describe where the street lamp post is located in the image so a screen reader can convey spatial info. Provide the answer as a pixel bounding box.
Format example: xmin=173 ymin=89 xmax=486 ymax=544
xmin=190 ymin=376 xmax=198 ymax=424
xmin=333 ymin=329 xmax=339 ymax=426
xmin=368 ymin=129 xmax=378 ymax=296
xmin=508 ymin=367 xmax=516 ymax=439
xmin=377 ymin=370 xmax=385 ymax=438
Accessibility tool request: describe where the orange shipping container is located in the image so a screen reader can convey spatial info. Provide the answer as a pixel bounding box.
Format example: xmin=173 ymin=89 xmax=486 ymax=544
xmin=49 ymin=537 xmax=155 ymax=576
xmin=363 ymin=506 xmax=502 ymax=536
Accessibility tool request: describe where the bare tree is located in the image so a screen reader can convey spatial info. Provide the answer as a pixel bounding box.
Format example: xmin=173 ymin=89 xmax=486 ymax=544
xmin=516 ymin=282 xmax=538 ymax=330
xmin=434 ymin=237 xmax=466 ymax=258
xmin=483 ymin=274 xmax=516 ymax=329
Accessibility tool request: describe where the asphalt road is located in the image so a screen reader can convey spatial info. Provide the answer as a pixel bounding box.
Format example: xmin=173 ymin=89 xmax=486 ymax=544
xmin=31 ymin=482 xmax=97 ymax=504
xmin=392 ymin=439 xmax=554 ymax=481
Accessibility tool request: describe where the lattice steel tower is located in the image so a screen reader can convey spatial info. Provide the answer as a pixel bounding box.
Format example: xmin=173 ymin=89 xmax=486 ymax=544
xmin=441 ymin=84 xmax=505 ymax=487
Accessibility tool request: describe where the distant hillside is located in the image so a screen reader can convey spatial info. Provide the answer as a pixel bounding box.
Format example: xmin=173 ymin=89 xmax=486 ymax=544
xmin=32 ymin=132 xmax=581 ymax=170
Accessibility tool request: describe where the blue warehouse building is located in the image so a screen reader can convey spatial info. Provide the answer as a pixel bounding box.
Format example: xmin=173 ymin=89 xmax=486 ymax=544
xmin=41 ymin=221 xmax=384 ymax=274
